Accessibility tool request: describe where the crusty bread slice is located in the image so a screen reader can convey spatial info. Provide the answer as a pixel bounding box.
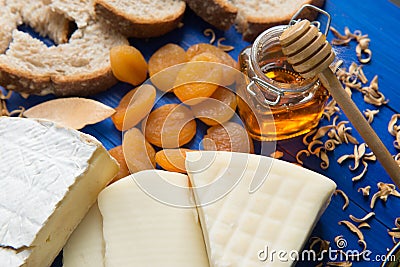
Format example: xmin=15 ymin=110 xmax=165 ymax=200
xmin=17 ymin=0 xmax=72 ymax=45
xmin=94 ymin=0 xmax=186 ymax=38
xmin=0 ymin=0 xmax=21 ymax=53
xmin=185 ymin=0 xmax=237 ymax=30
xmin=185 ymin=0 xmax=324 ymax=41
xmin=234 ymin=0 xmax=324 ymax=41
xmin=0 ymin=0 xmax=128 ymax=96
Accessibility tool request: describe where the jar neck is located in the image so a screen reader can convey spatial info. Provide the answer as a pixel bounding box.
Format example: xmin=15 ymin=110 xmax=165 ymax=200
xmin=249 ymin=25 xmax=319 ymax=95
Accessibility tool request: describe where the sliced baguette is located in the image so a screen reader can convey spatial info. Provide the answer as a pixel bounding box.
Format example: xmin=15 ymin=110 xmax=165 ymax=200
xmin=94 ymin=0 xmax=186 ymax=38
xmin=185 ymin=0 xmax=325 ymax=41
xmin=0 ymin=0 xmax=128 ymax=96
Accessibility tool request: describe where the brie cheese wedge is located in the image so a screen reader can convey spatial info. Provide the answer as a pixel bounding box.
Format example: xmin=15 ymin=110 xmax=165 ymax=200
xmin=186 ymin=151 xmax=336 ymax=267
xmin=0 ymin=117 xmax=119 ymax=267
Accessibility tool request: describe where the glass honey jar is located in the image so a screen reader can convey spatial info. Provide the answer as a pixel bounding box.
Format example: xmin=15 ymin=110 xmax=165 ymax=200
xmin=237 ymin=25 xmax=329 ymax=141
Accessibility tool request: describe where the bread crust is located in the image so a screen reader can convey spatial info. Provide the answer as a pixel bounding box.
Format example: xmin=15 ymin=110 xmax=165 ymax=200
xmin=0 ymin=1 xmax=128 ymax=96
xmin=240 ymin=0 xmax=325 ymax=42
xmin=94 ymin=0 xmax=186 ymax=38
xmin=185 ymin=0 xmax=237 ymax=30
xmin=0 ymin=64 xmax=118 ymax=96
xmin=184 ymin=0 xmax=325 ymax=41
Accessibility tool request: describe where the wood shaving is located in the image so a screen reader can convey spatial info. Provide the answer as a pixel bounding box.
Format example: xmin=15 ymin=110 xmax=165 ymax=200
xmin=357 ymin=185 xmax=371 ymax=196
xmin=395 ymin=153 xmax=400 ymax=166
xmin=358 ymin=222 xmax=371 ymax=229
xmin=216 ymin=37 xmax=234 ymax=52
xmin=319 ymin=150 xmax=329 ymax=169
xmin=270 ymin=150 xmax=284 ymax=159
xmin=357 ymin=66 xmax=368 ymax=84
xmin=203 ymin=29 xmax=216 ymax=44
xmin=388 ymin=231 xmax=400 ymax=239
xmin=358 ymin=239 xmax=367 ymax=251
xmin=394 ymin=217 xmax=400 ymax=229
xmin=326 ymin=261 xmax=352 ymax=267
xmin=298 ymin=115 xmax=360 ymax=169
xmin=313 ymin=125 xmax=335 ymax=140
xmin=296 ymin=149 xmax=310 ymax=165
xmin=309 ymin=237 xmax=330 ymax=255
xmin=338 ymin=220 xmax=364 ymax=241
xmin=0 ymin=90 xmax=24 ymax=117
xmin=352 ymin=161 xmax=368 ymax=182
xmin=19 ymin=92 xmax=30 ymax=99
xmin=330 ymin=26 xmax=372 ymax=64
xmin=337 ymin=154 xmax=355 ymax=165
xmin=23 ymin=97 xmax=115 ymax=130
xmin=363 ymin=109 xmax=379 ymax=124
xmin=337 ymin=144 xmax=375 ymax=182
xmin=303 ymin=129 xmax=317 ymax=145
xmin=388 ymin=115 xmax=400 ymax=149
xmin=349 ymin=212 xmax=375 ymax=223
xmin=308 ymin=140 xmax=324 ymax=155
xmin=324 ymin=139 xmax=339 ymax=151
xmin=361 ymin=75 xmax=388 ymax=106
xmin=334 ymin=189 xmax=349 ymax=210
xmin=330 ymin=27 xmax=349 ymax=40
xmin=356 ymin=45 xmax=372 ymax=64
xmin=388 ymin=114 xmax=400 ymax=136
xmin=323 ymin=99 xmax=340 ymax=121
xmin=334 ymin=235 xmax=344 ymax=244
xmin=370 ymin=182 xmax=400 ymax=209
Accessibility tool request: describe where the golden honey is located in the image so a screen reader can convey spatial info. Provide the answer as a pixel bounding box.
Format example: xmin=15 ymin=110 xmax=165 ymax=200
xmin=237 ymin=25 xmax=329 ymax=141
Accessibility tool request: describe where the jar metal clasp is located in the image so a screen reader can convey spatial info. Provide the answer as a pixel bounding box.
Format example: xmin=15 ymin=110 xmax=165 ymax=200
xmin=246 ymin=77 xmax=283 ymax=106
xmin=289 ymin=4 xmax=332 ymax=36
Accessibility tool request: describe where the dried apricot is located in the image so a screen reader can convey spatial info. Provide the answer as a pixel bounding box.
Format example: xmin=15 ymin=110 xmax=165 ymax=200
xmin=186 ymin=43 xmax=238 ymax=85
xmin=148 ymin=43 xmax=188 ymax=92
xmin=108 ymin=145 xmax=130 ymax=183
xmin=155 ymin=148 xmax=193 ymax=173
xmin=142 ymin=104 xmax=196 ymax=148
xmin=174 ymin=52 xmax=222 ymax=105
xmin=110 ymin=45 xmax=148 ymax=86
xmin=202 ymin=121 xmax=254 ymax=153
xmin=123 ymin=127 xmax=156 ymax=173
xmin=112 ymin=84 xmax=156 ymax=131
xmin=191 ymin=86 xmax=237 ymax=126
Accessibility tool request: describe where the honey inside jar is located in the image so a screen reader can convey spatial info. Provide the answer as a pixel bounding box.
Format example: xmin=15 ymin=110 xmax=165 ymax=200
xmin=265 ymin=68 xmax=304 ymax=84
xmin=237 ymin=26 xmax=329 ymax=141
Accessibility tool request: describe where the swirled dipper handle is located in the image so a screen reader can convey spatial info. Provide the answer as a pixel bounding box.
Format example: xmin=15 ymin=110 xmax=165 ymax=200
xmin=280 ymin=20 xmax=400 ymax=186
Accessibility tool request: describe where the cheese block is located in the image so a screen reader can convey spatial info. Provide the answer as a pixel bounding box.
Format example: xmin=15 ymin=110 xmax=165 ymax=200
xmin=97 ymin=170 xmax=209 ymax=267
xmin=63 ymin=202 xmax=104 ymax=267
xmin=186 ymin=151 xmax=336 ymax=267
xmin=0 ymin=117 xmax=119 ymax=267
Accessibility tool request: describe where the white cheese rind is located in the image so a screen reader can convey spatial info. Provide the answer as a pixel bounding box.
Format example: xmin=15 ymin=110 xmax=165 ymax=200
xmin=98 ymin=170 xmax=209 ymax=267
xmin=186 ymin=151 xmax=336 ymax=267
xmin=0 ymin=117 xmax=119 ymax=267
xmin=63 ymin=202 xmax=105 ymax=267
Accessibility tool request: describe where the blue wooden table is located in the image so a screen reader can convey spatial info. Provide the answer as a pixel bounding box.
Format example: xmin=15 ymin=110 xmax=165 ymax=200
xmin=3 ymin=0 xmax=400 ymax=266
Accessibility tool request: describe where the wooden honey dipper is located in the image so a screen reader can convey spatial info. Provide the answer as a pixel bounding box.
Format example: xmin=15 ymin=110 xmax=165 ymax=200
xmin=279 ymin=19 xmax=400 ymax=185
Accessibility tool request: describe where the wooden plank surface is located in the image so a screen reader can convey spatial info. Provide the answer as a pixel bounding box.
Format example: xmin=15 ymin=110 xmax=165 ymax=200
xmin=1 ymin=0 xmax=400 ymax=266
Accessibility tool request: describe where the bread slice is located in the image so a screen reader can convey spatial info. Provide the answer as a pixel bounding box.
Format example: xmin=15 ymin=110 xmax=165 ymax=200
xmin=94 ymin=0 xmax=186 ymax=38
xmin=0 ymin=0 xmax=21 ymax=54
xmin=0 ymin=0 xmax=128 ymax=96
xmin=185 ymin=0 xmax=237 ymax=30
xmin=18 ymin=0 xmax=72 ymax=45
xmin=185 ymin=0 xmax=325 ymax=41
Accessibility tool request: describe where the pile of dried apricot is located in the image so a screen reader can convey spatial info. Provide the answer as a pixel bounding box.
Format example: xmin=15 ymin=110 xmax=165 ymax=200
xmin=109 ymin=42 xmax=254 ymax=174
